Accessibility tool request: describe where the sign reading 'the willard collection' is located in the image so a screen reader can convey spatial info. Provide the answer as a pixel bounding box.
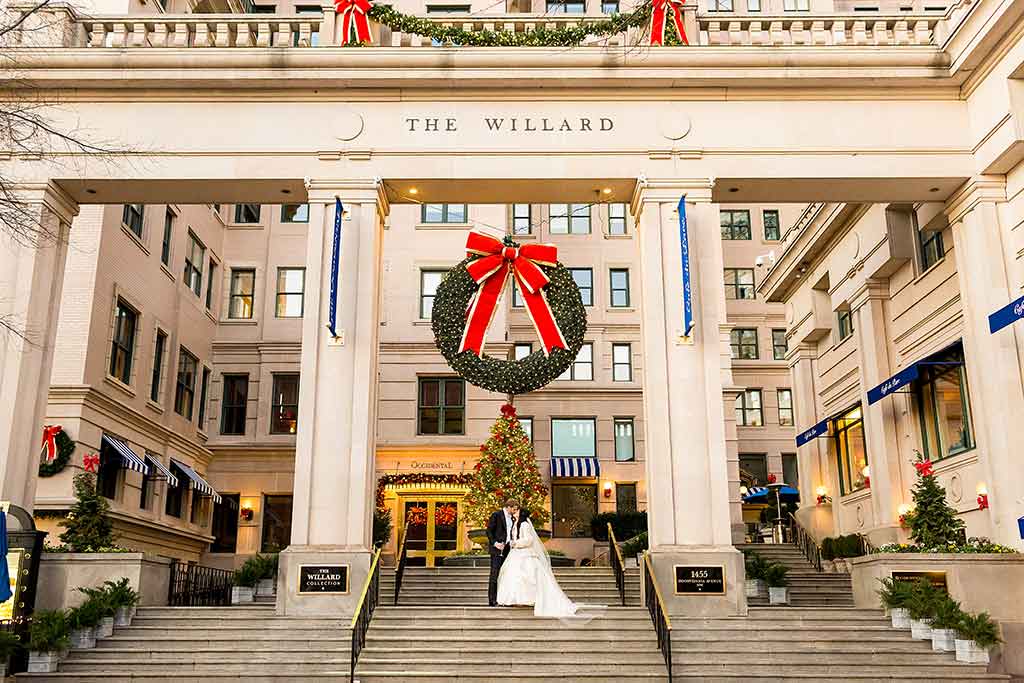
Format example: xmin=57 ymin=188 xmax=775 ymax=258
xmin=298 ymin=565 xmax=349 ymax=594
xmin=675 ymin=565 xmax=726 ymax=595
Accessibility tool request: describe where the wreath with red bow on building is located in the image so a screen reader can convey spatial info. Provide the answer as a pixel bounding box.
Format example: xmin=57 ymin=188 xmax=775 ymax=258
xmin=38 ymin=425 xmax=76 ymax=478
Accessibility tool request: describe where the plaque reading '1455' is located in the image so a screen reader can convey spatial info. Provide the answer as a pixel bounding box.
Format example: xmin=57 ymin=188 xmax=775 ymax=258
xmin=298 ymin=565 xmax=349 ymax=594
xmin=675 ymin=565 xmax=726 ymax=595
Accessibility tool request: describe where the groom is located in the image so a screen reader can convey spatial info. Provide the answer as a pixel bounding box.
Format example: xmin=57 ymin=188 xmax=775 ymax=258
xmin=486 ymin=498 xmax=520 ymax=607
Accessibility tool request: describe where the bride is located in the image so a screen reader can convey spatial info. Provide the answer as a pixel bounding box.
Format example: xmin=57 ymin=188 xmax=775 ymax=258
xmin=496 ymin=510 xmax=603 ymax=618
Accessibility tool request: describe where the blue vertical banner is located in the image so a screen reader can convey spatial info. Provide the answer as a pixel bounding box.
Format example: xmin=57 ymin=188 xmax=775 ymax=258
xmin=678 ymin=196 xmax=695 ymax=337
xmin=326 ymin=198 xmax=343 ymax=338
xmin=0 ymin=511 xmax=11 ymax=604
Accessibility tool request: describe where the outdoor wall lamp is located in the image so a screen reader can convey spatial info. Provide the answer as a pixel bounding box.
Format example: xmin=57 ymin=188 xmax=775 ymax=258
xmin=603 ymin=482 xmax=613 ymax=498
xmin=977 ymin=483 xmax=989 ymax=510
xmin=240 ymin=506 xmax=254 ymax=521
xmin=815 ymin=486 xmax=831 ymax=505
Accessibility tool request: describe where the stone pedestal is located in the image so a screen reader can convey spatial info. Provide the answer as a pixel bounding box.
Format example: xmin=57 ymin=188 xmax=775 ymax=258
xmin=650 ymin=546 xmax=747 ymax=617
xmin=276 ymin=546 xmax=371 ymax=617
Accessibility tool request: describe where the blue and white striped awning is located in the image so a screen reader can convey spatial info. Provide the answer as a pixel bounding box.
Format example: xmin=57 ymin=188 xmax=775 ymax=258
xmin=143 ymin=454 xmax=178 ymax=488
xmin=551 ymin=457 xmax=600 ymax=479
xmin=171 ymin=459 xmax=221 ymax=503
xmin=101 ymin=434 xmax=149 ymax=476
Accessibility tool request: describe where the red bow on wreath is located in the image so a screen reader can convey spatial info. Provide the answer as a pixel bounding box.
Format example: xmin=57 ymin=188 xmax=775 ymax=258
xmin=914 ymin=460 xmax=934 ymax=477
xmin=83 ymin=453 xmax=100 ymax=473
xmin=460 ymin=232 xmax=568 ymax=357
xmin=40 ymin=425 xmax=63 ymax=464
xmin=334 ymin=0 xmax=372 ymax=44
xmin=650 ymin=0 xmax=689 ymax=46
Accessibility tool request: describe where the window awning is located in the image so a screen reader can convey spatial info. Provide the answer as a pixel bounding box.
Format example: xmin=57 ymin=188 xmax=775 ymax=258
xmin=101 ymin=435 xmax=149 ymax=475
xmin=171 ymin=459 xmax=221 ymax=503
xmin=866 ymin=341 xmax=964 ymax=405
xmin=143 ymin=454 xmax=178 ymax=488
xmin=551 ymin=457 xmax=600 ymax=479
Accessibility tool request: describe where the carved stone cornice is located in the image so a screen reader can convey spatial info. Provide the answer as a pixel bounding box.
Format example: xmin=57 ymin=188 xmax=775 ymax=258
xmin=944 ymin=176 xmax=1007 ymax=225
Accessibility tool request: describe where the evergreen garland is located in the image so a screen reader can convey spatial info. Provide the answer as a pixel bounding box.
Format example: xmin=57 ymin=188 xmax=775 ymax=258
xmin=905 ymin=454 xmax=965 ymax=548
xmin=38 ymin=429 xmax=75 ymax=478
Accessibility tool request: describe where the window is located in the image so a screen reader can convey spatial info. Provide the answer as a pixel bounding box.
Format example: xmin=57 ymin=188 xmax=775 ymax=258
xmin=150 ymin=330 xmax=166 ymax=402
xmin=569 ymin=268 xmax=593 ymax=306
xmin=210 ymin=494 xmax=240 ymax=553
xmin=724 ymin=268 xmax=756 ymax=300
xmin=837 ymin=308 xmax=855 ymax=341
xmin=418 ymin=377 xmax=465 ymax=435
xmin=512 ymin=280 xmax=525 ymax=308
xmin=601 ymin=0 xmax=619 ymax=11
xmin=616 ymin=483 xmax=637 ymax=513
xmin=421 ymin=204 xmax=467 ymax=224
xmin=558 ymin=342 xmax=593 ymax=380
xmin=161 ymin=209 xmax=174 ymax=266
xmin=165 ymin=462 xmax=186 ymax=518
xmin=609 ymin=269 xmax=630 ymax=307
xmin=709 ymin=0 xmax=734 ymax=9
xmin=251 ymin=3 xmax=275 ymax=11
xmin=547 ymin=0 xmax=585 ymax=12
xmin=229 ymin=269 xmax=255 ymax=319
xmin=778 ymin=388 xmax=794 ymax=426
xmin=174 ymin=348 xmax=197 ymax=419
xmin=281 ymin=204 xmax=309 ymax=223
xmin=920 ymin=225 xmax=944 ymax=270
xmin=513 ymin=204 xmax=532 ymax=235
xmin=122 ymin=204 xmax=144 ymax=237
xmin=205 ymin=260 xmax=217 ymax=310
xmin=739 ymin=454 xmax=768 ymax=486
xmin=612 ymin=343 xmax=632 ymax=382
xmin=730 ymin=328 xmax=759 ymax=360
xmin=552 ymin=484 xmax=597 ymax=537
xmin=197 ymin=367 xmax=211 ymax=429
xmin=234 ymin=204 xmax=261 ymax=224
xmin=96 ymin=439 xmax=121 ymax=500
xmin=916 ymin=345 xmax=974 ymax=459
xmin=782 ymin=453 xmax=799 ymax=489
xmin=519 ymin=417 xmax=534 ymax=442
xmin=550 ymin=204 xmax=591 ymax=234
xmin=109 ymin=300 xmax=137 ymax=384
xmin=614 ymin=418 xmax=635 ymax=461
xmin=276 ymin=268 xmax=305 ymax=317
xmin=746 ymin=0 xmax=761 ymax=9
xmin=784 ymin=0 xmax=810 ymax=9
xmin=221 ymin=374 xmax=249 ymax=436
xmin=552 ymin=417 xmax=596 ymax=457
xmin=190 ymin=488 xmax=207 ymax=525
xmin=736 ymin=389 xmax=764 ymax=426
xmin=608 ymin=203 xmax=627 ymax=234
xmin=721 ymin=209 xmax=751 ymax=240
xmin=420 ymin=269 xmax=445 ymax=318
xmin=270 ymin=374 xmax=300 ymax=434
xmin=513 ymin=343 xmax=533 ymax=361
xmin=763 ymin=210 xmax=781 ymax=240
xmin=426 ymin=3 xmax=470 ymax=11
xmin=834 ymin=406 xmax=868 ymax=494
xmin=261 ymin=494 xmax=293 ymax=553
xmin=772 ymin=329 xmax=787 ymax=361
xmin=139 ymin=462 xmax=154 ymax=510
xmin=184 ymin=232 xmax=205 ymax=297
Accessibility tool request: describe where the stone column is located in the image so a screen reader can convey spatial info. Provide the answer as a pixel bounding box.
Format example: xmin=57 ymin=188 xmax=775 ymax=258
xmin=0 ymin=182 xmax=78 ymax=510
xmin=278 ymin=179 xmax=389 ymax=616
xmin=790 ymin=344 xmax=836 ymax=540
xmin=723 ymin=386 xmax=744 ymax=544
xmin=631 ymin=179 xmax=745 ymax=616
xmin=947 ymin=178 xmax=1024 ymax=549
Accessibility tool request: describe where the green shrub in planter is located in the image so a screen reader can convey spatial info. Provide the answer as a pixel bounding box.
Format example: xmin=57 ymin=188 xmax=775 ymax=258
xmin=876 ymin=577 xmax=914 ymax=609
xmin=591 ymin=511 xmax=648 ymax=542
xmin=931 ymin=597 xmax=963 ymax=630
xmin=744 ymin=551 xmax=771 ymax=581
xmin=29 ymin=610 xmax=70 ymax=653
xmin=820 ymin=537 xmax=835 ymax=561
xmin=957 ymin=612 xmax=1001 ymax=649
xmin=234 ymin=561 xmax=261 ymax=588
xmin=0 ymin=629 xmax=23 ymax=661
xmin=68 ymin=599 xmax=103 ymax=631
xmin=904 ymin=578 xmax=940 ymax=621
xmin=76 ymin=587 xmax=116 ymax=618
xmin=103 ymin=577 xmax=140 ymax=609
xmin=621 ymin=532 xmax=648 ymax=559
xmin=373 ymin=507 xmax=392 ymax=548
xmin=764 ymin=563 xmax=789 ymax=588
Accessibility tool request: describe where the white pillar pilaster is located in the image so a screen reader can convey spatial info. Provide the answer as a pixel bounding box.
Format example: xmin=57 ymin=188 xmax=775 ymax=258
xmin=790 ymin=344 xmax=837 ymax=540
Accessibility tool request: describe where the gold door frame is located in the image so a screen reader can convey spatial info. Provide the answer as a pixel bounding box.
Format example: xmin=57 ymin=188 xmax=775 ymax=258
xmin=397 ymin=492 xmax=465 ymax=567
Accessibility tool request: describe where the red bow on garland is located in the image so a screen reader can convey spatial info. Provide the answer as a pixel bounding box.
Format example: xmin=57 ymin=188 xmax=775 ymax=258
xmin=83 ymin=453 xmax=100 ymax=473
xmin=40 ymin=425 xmax=63 ymax=464
xmin=650 ymin=0 xmax=689 ymax=46
xmin=913 ymin=460 xmax=934 ymax=477
xmin=460 ymin=232 xmax=568 ymax=357
xmin=334 ymin=0 xmax=373 ymax=44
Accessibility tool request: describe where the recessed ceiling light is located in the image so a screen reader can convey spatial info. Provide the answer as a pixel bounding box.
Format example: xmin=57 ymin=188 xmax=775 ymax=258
xmin=729 ymin=187 xmax=739 ymax=193
xmin=929 ymin=187 xmax=940 ymax=193
xmin=85 ymin=189 xmax=96 ymax=195
xmin=409 ymin=188 xmax=419 ymax=195
xmin=601 ymin=188 xmax=612 ymax=195
xmin=281 ymin=189 xmax=291 ymax=194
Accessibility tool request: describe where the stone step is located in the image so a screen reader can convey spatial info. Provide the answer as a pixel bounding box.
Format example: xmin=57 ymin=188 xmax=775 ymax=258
xmin=746 ymin=607 xmax=883 ymax=619
xmin=672 ymin=651 xmax=964 ymax=665
xmin=669 ymin=675 xmax=1005 ymax=682
xmin=398 ymin=576 xmax=618 ymax=585
xmin=365 ymin=634 xmax=658 ymax=647
xmin=58 ymin=662 xmax=352 ymax=675
xmin=356 ymin=661 xmax=667 ymax=675
xmin=74 ymin=648 xmax=351 ymax=662
xmin=20 ymin=675 xmax=350 ymax=682
xmin=358 ymin=650 xmax=665 ymax=664
xmin=670 ymin=629 xmax=922 ymax=642
xmin=669 ymin=618 xmax=892 ymax=630
xmin=136 ymin=606 xmax=275 ymax=616
xmin=96 ymin=636 xmax=352 ymax=649
xmin=669 ymin=664 xmax=1005 ymax=678
xmin=106 ymin=626 xmax=349 ymax=639
xmin=354 ymin=673 xmax=665 ymax=683
xmin=672 ymin=639 xmax=942 ymax=653
xmin=129 ymin=616 xmax=344 ymax=627
xmin=372 ymin=606 xmax=647 ymax=617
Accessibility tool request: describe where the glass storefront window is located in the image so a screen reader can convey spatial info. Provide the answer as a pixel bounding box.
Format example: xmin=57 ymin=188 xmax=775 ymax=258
xmin=551 ymin=418 xmax=596 ymax=457
xmin=834 ymin=406 xmax=868 ymax=495
xmin=261 ymin=494 xmax=293 ymax=552
xmin=916 ymin=347 xmax=974 ymax=460
xmin=552 ymin=484 xmax=597 ymax=537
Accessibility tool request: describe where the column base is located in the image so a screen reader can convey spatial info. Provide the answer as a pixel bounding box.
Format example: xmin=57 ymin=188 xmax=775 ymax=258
xmin=648 ymin=545 xmax=747 ymax=617
xmin=275 ymin=545 xmax=371 ymax=618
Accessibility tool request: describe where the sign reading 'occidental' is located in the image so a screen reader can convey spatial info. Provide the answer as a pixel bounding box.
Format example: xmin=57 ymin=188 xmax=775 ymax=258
xmin=404 ymin=116 xmax=615 ymax=133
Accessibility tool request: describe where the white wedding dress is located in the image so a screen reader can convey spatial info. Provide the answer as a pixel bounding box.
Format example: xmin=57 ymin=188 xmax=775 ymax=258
xmin=496 ymin=519 xmax=604 ymax=619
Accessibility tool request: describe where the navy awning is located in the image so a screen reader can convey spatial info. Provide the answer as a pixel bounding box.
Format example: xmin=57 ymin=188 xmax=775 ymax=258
xmin=551 ymin=457 xmax=600 ymax=478
xmin=101 ymin=435 xmax=149 ymax=476
xmin=143 ymin=454 xmax=178 ymax=488
xmin=743 ymin=485 xmax=800 ymax=502
xmin=796 ymin=418 xmax=831 ymax=447
xmin=866 ymin=341 xmax=963 ymax=405
xmin=171 ymin=459 xmax=222 ymax=503
xmin=989 ymin=294 xmax=1024 ymax=334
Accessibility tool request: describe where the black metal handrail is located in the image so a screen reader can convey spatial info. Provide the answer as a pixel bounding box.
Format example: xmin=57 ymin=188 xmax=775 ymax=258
xmin=350 ymin=546 xmax=383 ymax=680
xmin=168 ymin=561 xmax=235 ymax=606
xmin=788 ymin=512 xmax=823 ymax=572
xmin=642 ymin=552 xmax=673 ymax=683
xmin=607 ymin=522 xmax=626 ymax=607
xmin=393 ymin=522 xmax=411 ymax=605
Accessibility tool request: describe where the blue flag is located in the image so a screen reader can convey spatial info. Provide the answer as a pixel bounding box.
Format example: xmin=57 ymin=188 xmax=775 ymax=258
xmin=327 ymin=198 xmax=343 ymax=338
xmin=678 ymin=196 xmax=694 ymax=337
xmin=0 ymin=511 xmax=12 ymax=604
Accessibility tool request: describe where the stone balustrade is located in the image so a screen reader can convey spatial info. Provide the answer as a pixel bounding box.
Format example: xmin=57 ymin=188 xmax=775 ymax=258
xmin=698 ymin=14 xmax=940 ymax=46
xmin=84 ymin=15 xmax=323 ymax=48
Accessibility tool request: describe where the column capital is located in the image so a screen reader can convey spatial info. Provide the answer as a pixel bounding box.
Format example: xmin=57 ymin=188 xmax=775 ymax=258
xmin=18 ymin=181 xmax=80 ymax=225
xmin=944 ymin=175 xmax=1006 ymax=225
xmin=630 ymin=177 xmax=715 ymax=213
xmin=849 ymin=278 xmax=889 ymax=311
xmin=304 ymin=178 xmax=389 ymax=216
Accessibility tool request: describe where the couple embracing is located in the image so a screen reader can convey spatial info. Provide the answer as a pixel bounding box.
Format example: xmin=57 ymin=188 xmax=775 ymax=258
xmin=486 ymin=498 xmax=603 ymax=619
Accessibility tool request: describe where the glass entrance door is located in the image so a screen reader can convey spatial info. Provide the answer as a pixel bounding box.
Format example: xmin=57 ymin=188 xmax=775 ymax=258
xmin=400 ymin=497 xmax=461 ymax=567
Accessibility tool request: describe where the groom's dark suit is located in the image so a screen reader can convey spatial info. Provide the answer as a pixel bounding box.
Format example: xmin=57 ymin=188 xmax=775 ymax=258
xmin=486 ymin=508 xmax=521 ymax=607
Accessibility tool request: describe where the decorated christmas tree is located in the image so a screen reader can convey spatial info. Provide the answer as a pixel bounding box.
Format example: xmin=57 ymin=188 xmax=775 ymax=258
xmin=464 ymin=404 xmax=550 ymax=530
xmin=59 ymin=472 xmax=116 ymax=551
xmin=906 ymin=453 xmax=965 ymax=548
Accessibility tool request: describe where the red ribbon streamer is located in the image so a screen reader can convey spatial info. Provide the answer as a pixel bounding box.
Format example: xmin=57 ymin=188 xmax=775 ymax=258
xmin=83 ymin=453 xmax=100 ymax=473
xmin=459 ymin=231 xmax=568 ymax=357
xmin=650 ymin=0 xmax=688 ymax=46
xmin=40 ymin=425 xmax=63 ymax=464
xmin=334 ymin=0 xmax=373 ymax=44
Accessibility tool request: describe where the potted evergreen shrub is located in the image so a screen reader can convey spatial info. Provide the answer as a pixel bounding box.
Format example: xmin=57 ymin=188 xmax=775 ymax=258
xmin=930 ymin=596 xmax=963 ymax=652
xmin=955 ymin=612 xmax=1001 ymax=664
xmin=743 ymin=551 xmax=769 ymax=598
xmin=876 ymin=577 xmax=913 ymax=628
xmin=905 ymin=578 xmax=938 ymax=640
xmin=622 ymin=532 xmax=648 ymax=567
xmin=76 ymin=587 xmax=116 ymax=638
xmin=104 ymin=578 xmax=140 ymax=627
xmin=232 ymin=562 xmax=259 ymax=604
xmin=67 ymin=600 xmax=102 ymax=649
xmin=820 ymin=537 xmax=836 ymax=573
xmin=255 ymin=554 xmax=279 ymax=598
xmin=28 ymin=610 xmax=70 ymax=673
xmin=765 ymin=563 xmax=790 ymax=605
xmin=0 ymin=629 xmax=22 ymax=678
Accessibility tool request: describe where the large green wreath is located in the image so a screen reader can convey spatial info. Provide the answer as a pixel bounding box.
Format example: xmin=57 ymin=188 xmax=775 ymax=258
xmin=432 ymin=255 xmax=587 ymax=395
xmin=39 ymin=429 xmax=76 ymax=478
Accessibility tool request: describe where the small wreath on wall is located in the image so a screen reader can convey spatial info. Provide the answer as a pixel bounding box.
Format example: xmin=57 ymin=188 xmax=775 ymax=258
xmin=431 ymin=234 xmax=587 ymax=396
xmin=38 ymin=428 xmax=76 ymax=478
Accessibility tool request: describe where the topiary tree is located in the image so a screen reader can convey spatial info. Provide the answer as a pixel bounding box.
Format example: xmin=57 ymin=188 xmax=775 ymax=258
xmin=905 ymin=453 xmax=965 ymax=548
xmin=59 ymin=472 xmax=115 ymax=551
xmin=463 ymin=404 xmax=550 ymax=530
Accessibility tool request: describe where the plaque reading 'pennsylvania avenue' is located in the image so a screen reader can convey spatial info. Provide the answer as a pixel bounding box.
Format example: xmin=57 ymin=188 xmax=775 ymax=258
xmin=675 ymin=565 xmax=726 ymax=595
xmin=298 ymin=565 xmax=349 ymax=594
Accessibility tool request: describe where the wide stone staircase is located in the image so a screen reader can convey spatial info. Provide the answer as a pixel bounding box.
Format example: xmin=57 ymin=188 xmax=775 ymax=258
xmin=737 ymin=542 xmax=855 ymax=607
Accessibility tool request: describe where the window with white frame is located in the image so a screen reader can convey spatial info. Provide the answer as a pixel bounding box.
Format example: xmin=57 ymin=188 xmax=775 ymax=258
xmin=736 ymin=389 xmax=764 ymax=426
xmin=569 ymin=268 xmax=593 ymax=306
xmin=612 ymin=343 xmax=632 ymax=381
xmin=550 ymin=204 xmax=591 ymax=234
xmin=614 ymin=418 xmax=635 ymax=461
xmin=420 ymin=269 xmax=446 ymax=318
xmin=724 ymin=268 xmax=756 ymax=300
xmin=778 ymin=389 xmax=794 ymax=426
xmin=512 ymin=204 xmax=532 ymax=235
xmin=610 ymin=269 xmax=630 ymax=307
xmin=608 ymin=203 xmax=627 ymax=234
xmin=109 ymin=299 xmax=137 ymax=385
xmin=234 ymin=204 xmax=261 ymax=224
xmin=122 ymin=204 xmax=144 ymax=237
xmin=559 ymin=342 xmax=593 ymax=380
xmin=276 ymin=268 xmax=305 ymax=318
xmin=183 ymin=232 xmax=205 ymax=297
xmin=229 ymin=269 xmax=255 ymax=319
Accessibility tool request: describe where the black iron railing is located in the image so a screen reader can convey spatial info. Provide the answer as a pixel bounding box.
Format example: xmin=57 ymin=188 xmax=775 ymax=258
xmin=607 ymin=522 xmax=626 ymax=607
xmin=393 ymin=522 xmax=411 ymax=606
xmin=642 ymin=552 xmax=673 ymax=683
xmin=350 ymin=546 xmax=383 ymax=680
xmin=168 ymin=562 xmax=234 ymax=606
xmin=788 ymin=513 xmax=822 ymax=572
